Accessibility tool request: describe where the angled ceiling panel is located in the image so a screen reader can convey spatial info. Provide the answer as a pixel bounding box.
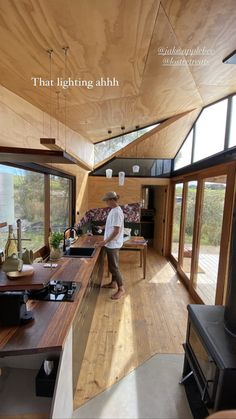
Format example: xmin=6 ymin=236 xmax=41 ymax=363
xmin=138 ymin=4 xmax=203 ymax=121
xmin=0 ymin=0 xmax=235 ymax=146
xmin=162 ymin=0 xmax=236 ymax=106
xmin=118 ymin=109 xmax=201 ymax=159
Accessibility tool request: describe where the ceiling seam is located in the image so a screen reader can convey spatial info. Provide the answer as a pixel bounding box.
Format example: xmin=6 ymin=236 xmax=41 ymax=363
xmin=140 ymin=1 xmax=162 ymax=84
xmin=160 ymin=1 xmax=204 ymax=107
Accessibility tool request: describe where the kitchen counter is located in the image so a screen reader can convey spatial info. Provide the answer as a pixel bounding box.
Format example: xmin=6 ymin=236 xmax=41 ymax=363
xmin=0 ymin=235 xmax=103 ymax=356
xmin=0 ymin=235 xmax=105 ymax=418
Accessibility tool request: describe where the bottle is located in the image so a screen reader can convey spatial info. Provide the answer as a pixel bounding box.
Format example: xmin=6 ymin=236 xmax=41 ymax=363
xmin=5 ymin=225 xmax=18 ymax=258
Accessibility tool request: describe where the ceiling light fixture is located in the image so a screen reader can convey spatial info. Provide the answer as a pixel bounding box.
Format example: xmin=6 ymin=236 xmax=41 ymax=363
xmin=106 ymin=168 xmax=113 ymax=178
xmin=132 ymin=126 xmax=140 ymax=174
xmin=105 ymin=130 xmax=113 ymax=178
xmin=40 ymin=48 xmax=56 ymax=153
xmin=40 ymin=47 xmax=92 ymax=170
xmin=118 ymin=171 xmax=125 ymax=186
xmin=62 ymin=46 xmax=69 ymax=151
xmin=118 ymin=126 xmax=126 ymax=185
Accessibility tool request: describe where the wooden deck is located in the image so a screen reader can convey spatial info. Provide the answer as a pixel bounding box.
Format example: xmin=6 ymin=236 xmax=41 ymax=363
xmin=74 ymin=246 xmax=193 ymax=409
xmin=194 ymin=254 xmax=219 ymax=305
xmin=172 ymin=242 xmax=220 ymax=305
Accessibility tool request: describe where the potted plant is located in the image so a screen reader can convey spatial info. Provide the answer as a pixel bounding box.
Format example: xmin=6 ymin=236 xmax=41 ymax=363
xmin=50 ymin=231 xmax=64 ymax=260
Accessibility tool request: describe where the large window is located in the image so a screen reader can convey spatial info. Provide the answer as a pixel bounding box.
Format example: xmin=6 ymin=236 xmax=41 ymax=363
xmin=50 ymin=175 xmax=71 ymax=232
xmin=229 ymin=95 xmax=236 ymax=148
xmin=194 ymin=99 xmax=227 ymax=162
xmin=0 ymin=166 xmax=44 ymax=251
xmin=0 ymin=164 xmax=74 ymax=253
xmin=174 ymin=95 xmax=236 ymax=171
xmin=174 ymin=130 xmax=193 ymax=171
xmin=94 ymin=124 xmax=159 ymax=164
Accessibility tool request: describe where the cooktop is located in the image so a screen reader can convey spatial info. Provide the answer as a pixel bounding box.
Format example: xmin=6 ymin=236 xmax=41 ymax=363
xmin=28 ymin=280 xmax=82 ymax=302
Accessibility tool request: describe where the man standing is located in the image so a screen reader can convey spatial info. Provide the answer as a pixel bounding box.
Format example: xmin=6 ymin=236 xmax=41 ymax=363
xmin=97 ymin=191 xmax=125 ymax=300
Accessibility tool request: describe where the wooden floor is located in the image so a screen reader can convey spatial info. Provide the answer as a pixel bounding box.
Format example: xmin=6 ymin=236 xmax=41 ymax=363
xmin=74 ymin=246 xmax=193 ymax=409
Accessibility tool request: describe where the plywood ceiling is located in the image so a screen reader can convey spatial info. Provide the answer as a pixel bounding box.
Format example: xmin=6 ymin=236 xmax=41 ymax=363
xmin=119 ymin=109 xmax=201 ymax=159
xmin=0 ymin=0 xmax=235 ymax=146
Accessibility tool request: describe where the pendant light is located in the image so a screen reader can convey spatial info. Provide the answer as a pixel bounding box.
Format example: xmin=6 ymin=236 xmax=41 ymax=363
xmin=40 ymin=49 xmax=55 ymax=146
xmin=118 ymin=126 xmax=126 ymax=185
xmin=106 ymin=130 xmax=113 ymax=178
xmin=106 ymin=168 xmax=113 ymax=178
xmin=118 ymin=171 xmax=125 ymax=186
xmin=62 ymin=46 xmax=69 ymax=152
xmin=132 ymin=128 xmax=140 ymax=173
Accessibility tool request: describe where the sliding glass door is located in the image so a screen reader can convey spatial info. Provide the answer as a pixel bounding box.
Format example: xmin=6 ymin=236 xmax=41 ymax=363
xmin=181 ymin=181 xmax=197 ymax=280
xmin=170 ymin=167 xmax=231 ymax=305
xmin=194 ymin=176 xmax=227 ymax=304
xmin=171 ymin=183 xmax=183 ymax=260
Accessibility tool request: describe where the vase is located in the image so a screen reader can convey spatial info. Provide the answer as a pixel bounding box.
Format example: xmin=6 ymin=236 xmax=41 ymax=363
xmin=50 ymin=246 xmax=62 ymax=260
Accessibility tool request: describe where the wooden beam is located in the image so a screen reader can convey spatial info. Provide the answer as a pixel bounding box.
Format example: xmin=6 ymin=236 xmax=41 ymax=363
xmin=0 ymin=146 xmax=75 ymax=164
xmin=0 ymin=222 xmax=7 ymax=228
xmin=40 ymin=139 xmax=93 ymax=171
xmin=40 ymin=138 xmax=61 ymax=152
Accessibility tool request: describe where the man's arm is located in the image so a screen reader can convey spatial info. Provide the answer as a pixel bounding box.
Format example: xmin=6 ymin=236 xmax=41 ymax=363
xmin=96 ymin=226 xmax=120 ymax=247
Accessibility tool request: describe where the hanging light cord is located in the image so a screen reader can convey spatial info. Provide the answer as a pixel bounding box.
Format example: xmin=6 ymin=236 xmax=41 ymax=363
xmin=47 ymin=49 xmax=53 ymax=139
xmin=56 ymin=90 xmax=60 ymax=141
xmin=63 ymin=46 xmax=69 ymax=151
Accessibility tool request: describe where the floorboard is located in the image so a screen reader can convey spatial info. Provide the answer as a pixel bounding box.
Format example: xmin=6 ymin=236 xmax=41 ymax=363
xmin=74 ymin=247 xmax=193 ymax=408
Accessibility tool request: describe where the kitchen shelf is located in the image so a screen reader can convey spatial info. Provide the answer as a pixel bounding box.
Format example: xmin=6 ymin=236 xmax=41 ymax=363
xmin=0 ymin=367 xmax=51 ymax=416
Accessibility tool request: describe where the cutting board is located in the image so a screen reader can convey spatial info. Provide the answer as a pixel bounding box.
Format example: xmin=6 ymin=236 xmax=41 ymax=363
xmin=0 ymin=263 xmax=60 ymax=291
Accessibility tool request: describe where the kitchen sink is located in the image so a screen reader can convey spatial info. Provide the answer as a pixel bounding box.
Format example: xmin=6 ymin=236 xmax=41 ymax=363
xmin=63 ymin=247 xmax=96 ymax=258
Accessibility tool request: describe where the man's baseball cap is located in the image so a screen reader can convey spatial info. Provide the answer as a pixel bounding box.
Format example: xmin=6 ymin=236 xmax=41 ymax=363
xmin=102 ymin=191 xmax=120 ymax=201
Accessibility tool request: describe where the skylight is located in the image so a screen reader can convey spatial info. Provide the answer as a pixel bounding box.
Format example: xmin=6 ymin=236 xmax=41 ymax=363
xmin=94 ymin=124 xmax=159 ymax=165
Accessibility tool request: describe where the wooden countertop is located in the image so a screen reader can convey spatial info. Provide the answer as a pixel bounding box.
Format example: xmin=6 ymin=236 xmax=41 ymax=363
xmin=0 ymin=236 xmax=103 ymax=356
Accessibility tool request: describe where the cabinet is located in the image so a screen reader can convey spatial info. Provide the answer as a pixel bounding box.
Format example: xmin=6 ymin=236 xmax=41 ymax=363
xmin=0 ymin=247 xmax=105 ymax=418
xmin=72 ymin=248 xmax=104 ymax=393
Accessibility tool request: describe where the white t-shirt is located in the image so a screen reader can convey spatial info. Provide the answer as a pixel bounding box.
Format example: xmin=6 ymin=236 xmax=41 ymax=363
xmin=104 ymin=206 xmax=124 ymax=249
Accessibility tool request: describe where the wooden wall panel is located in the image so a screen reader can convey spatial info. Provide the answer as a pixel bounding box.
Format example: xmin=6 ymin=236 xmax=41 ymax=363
xmin=87 ymin=176 xmax=169 ymax=209
xmin=119 ymin=109 xmax=200 ymax=159
xmin=0 ymin=86 xmax=93 ymax=167
xmin=0 ymin=86 xmax=91 ymax=222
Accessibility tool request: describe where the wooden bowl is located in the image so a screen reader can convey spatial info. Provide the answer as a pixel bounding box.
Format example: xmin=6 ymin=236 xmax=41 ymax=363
xmin=7 ymin=265 xmax=34 ymax=279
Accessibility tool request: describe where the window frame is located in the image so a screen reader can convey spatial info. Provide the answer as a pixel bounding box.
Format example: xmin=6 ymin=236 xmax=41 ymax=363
xmin=0 ymin=162 xmax=75 ymax=257
xmin=169 ymin=161 xmax=236 ymax=305
xmin=173 ymin=93 xmax=236 ymax=173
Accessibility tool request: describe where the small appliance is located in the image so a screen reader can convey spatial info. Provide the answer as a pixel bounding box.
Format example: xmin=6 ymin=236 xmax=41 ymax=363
xmin=0 ymin=291 xmax=34 ymax=326
xmin=28 ymin=280 xmax=81 ymax=302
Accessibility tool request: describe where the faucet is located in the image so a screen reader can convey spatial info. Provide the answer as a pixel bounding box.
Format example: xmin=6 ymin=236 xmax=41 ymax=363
xmin=63 ymin=227 xmax=77 ymax=252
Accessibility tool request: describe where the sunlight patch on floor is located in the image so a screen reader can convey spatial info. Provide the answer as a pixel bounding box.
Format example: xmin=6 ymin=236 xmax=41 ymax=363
xmin=149 ymin=261 xmax=176 ymax=283
xmin=107 ymin=294 xmax=135 ymax=383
